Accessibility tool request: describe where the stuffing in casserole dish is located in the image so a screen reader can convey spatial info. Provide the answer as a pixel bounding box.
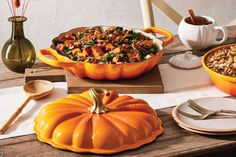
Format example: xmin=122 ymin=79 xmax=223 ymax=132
xmin=54 ymin=26 xmax=159 ymax=64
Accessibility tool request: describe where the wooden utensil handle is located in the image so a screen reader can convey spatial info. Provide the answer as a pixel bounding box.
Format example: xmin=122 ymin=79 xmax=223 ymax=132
xmin=0 ymin=96 xmax=31 ymax=134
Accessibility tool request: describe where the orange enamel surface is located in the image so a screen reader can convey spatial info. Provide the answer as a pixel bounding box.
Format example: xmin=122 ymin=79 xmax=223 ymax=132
xmin=34 ymin=90 xmax=163 ymax=154
xmin=143 ymin=27 xmax=174 ymax=46
xmin=202 ymin=44 xmax=236 ymax=96
xmin=38 ymin=27 xmax=173 ymax=80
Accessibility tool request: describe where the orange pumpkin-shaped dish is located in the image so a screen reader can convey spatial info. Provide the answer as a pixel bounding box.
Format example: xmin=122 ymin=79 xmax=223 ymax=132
xmin=34 ymin=88 xmax=163 ymax=154
xmin=38 ymin=26 xmax=173 ymax=80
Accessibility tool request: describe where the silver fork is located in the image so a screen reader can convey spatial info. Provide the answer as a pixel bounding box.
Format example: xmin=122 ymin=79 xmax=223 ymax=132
xmin=187 ymin=99 xmax=236 ymax=116
xmin=177 ymin=99 xmax=236 ymax=120
xmin=177 ymin=109 xmax=236 ymax=120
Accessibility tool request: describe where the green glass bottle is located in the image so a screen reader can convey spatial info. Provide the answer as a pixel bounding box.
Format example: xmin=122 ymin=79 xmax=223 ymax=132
xmin=2 ymin=16 xmax=36 ymax=73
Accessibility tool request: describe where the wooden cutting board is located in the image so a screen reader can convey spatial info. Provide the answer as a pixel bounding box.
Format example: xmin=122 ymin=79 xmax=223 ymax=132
xmin=25 ymin=66 xmax=164 ymax=94
xmin=25 ymin=67 xmax=66 ymax=82
xmin=66 ymin=66 xmax=163 ymax=94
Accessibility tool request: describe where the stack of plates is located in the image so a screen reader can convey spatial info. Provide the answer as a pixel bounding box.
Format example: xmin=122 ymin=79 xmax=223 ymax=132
xmin=172 ymin=97 xmax=236 ymax=135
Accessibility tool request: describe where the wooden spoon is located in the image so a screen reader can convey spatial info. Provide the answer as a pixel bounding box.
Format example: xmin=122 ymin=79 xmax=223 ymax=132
xmin=0 ymin=80 xmax=54 ymax=134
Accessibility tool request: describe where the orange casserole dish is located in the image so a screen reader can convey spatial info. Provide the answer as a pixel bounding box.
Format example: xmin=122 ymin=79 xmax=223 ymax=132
xmin=38 ymin=26 xmax=173 ymax=80
xmin=202 ymin=44 xmax=236 ymax=96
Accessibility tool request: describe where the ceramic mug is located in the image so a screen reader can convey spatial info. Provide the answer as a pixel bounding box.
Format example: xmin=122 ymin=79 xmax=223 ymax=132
xmin=178 ymin=15 xmax=228 ymax=50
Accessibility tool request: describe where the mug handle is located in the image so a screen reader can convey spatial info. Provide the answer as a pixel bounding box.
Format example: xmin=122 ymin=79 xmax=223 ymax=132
xmin=143 ymin=27 xmax=173 ymax=46
xmin=212 ymin=26 xmax=228 ymax=45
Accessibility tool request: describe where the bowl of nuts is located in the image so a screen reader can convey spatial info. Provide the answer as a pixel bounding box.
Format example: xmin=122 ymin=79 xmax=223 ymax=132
xmin=202 ymin=44 xmax=236 ymax=96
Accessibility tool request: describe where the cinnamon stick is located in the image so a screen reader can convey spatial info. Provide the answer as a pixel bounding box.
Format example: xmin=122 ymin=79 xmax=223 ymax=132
xmin=188 ymin=9 xmax=196 ymax=24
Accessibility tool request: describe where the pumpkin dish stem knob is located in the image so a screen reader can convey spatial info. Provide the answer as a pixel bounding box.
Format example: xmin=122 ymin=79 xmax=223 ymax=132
xmin=89 ymin=88 xmax=110 ymax=114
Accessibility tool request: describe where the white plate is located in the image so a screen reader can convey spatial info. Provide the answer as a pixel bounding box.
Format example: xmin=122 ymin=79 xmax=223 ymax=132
xmin=177 ymin=123 xmax=236 ymax=135
xmin=172 ymin=97 xmax=236 ymax=133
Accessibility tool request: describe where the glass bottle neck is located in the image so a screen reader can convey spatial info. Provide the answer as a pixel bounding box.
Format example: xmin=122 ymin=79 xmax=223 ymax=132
xmin=9 ymin=16 xmax=27 ymax=39
xmin=11 ymin=21 xmax=25 ymax=39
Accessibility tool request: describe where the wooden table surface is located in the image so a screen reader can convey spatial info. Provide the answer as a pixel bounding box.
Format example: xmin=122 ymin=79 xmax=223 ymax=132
xmin=0 ymin=26 xmax=236 ymax=157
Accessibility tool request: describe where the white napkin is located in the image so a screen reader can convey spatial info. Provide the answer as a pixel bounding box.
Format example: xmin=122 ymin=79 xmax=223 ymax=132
xmin=0 ymin=82 xmax=67 ymax=139
xmin=158 ymin=64 xmax=212 ymax=92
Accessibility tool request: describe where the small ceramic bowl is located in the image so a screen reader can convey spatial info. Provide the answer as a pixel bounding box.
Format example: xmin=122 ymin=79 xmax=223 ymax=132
xmin=202 ymin=44 xmax=236 ymax=96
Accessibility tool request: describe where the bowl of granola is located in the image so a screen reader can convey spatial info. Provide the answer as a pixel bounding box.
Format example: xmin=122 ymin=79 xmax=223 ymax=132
xmin=38 ymin=26 xmax=173 ymax=80
xmin=202 ymin=44 xmax=236 ymax=96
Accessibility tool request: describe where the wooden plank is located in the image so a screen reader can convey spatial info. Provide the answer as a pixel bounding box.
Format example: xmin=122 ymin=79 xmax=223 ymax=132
xmin=25 ymin=67 xmax=65 ymax=83
xmin=66 ymin=66 xmax=164 ymax=94
xmin=0 ymin=64 xmax=25 ymax=88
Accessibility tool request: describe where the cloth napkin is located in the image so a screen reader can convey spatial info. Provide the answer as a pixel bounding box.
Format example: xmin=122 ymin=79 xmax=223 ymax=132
xmin=159 ymin=64 xmax=212 ymax=92
xmin=0 ymin=82 xmax=67 ymax=140
xmin=0 ymin=64 xmax=230 ymax=140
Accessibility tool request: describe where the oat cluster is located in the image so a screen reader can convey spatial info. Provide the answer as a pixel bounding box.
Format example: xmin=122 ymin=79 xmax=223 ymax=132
xmin=205 ymin=45 xmax=236 ymax=77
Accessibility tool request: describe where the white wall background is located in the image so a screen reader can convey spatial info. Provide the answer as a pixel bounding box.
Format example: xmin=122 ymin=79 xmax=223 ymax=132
xmin=0 ymin=0 xmax=236 ymax=51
